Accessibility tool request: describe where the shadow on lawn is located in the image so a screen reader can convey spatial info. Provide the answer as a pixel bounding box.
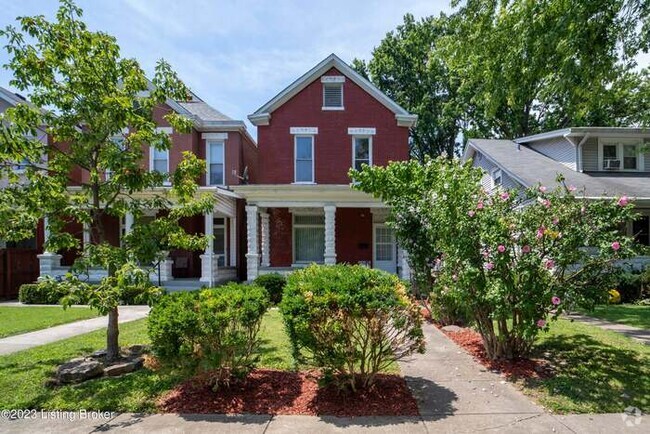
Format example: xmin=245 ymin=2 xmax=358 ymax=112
xmin=527 ymin=333 xmax=649 ymax=413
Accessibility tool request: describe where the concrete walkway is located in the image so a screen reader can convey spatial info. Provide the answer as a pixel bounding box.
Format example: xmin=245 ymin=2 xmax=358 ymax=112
xmin=565 ymin=313 xmax=650 ymax=345
xmin=0 ymin=320 xmax=646 ymax=432
xmin=0 ymin=305 xmax=150 ymax=355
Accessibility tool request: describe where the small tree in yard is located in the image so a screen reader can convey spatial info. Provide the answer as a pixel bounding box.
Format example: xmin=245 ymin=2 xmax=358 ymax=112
xmin=0 ymin=0 xmax=213 ymax=362
xmin=352 ymin=158 xmax=637 ymax=360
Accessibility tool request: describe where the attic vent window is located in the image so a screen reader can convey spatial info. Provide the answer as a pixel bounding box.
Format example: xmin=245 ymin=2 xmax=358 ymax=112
xmin=321 ymin=75 xmax=345 ymax=110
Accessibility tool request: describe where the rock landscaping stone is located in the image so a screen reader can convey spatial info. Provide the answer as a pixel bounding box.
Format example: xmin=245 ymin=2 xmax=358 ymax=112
xmin=56 ymin=358 xmax=104 ymax=384
xmin=104 ymin=357 xmax=144 ymax=377
xmin=441 ymin=325 xmax=462 ymax=333
xmin=124 ymin=344 xmax=148 ymax=356
xmin=90 ymin=349 xmax=107 ymax=359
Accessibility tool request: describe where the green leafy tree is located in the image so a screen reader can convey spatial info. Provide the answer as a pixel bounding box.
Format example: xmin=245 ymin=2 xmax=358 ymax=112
xmin=0 ymin=0 xmax=213 ymax=361
xmin=441 ymin=0 xmax=650 ymax=139
xmin=353 ymin=14 xmax=462 ymax=161
xmin=352 ymin=160 xmax=637 ymax=359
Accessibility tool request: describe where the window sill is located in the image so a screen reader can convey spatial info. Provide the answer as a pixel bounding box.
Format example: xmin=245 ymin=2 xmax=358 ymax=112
xmin=292 ymin=182 xmax=317 ymax=185
xmin=322 ymin=107 xmax=345 ymax=111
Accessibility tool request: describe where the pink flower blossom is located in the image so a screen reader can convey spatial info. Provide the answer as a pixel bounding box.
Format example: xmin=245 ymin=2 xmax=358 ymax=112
xmin=484 ymin=262 xmax=494 ymax=271
xmin=500 ymin=192 xmax=510 ymax=201
xmin=580 ymin=206 xmax=586 ymax=215
xmin=568 ymin=185 xmax=576 ymax=192
xmin=542 ymin=199 xmax=551 ymax=208
xmin=537 ymin=319 xmax=546 ymax=328
xmin=521 ymin=245 xmax=531 ymax=253
xmin=468 ymin=210 xmax=475 ymax=217
xmin=551 ymin=296 xmax=561 ymax=305
xmin=536 ymin=226 xmax=545 ymax=239
xmin=544 ymin=259 xmax=555 ymax=269
xmin=617 ymin=196 xmax=629 ymax=207
xmin=539 ymin=186 xmax=547 ymax=193
xmin=497 ymin=245 xmax=506 ymax=253
xmin=611 ymin=241 xmax=621 ymax=251
xmin=482 ymin=249 xmax=490 ymax=258
xmin=477 ymin=201 xmax=484 ymax=210
xmin=552 ymin=217 xmax=559 ymax=225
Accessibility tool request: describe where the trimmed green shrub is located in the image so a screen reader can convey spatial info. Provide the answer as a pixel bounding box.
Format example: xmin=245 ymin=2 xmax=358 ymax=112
xmin=280 ymin=264 xmax=425 ymax=391
xmin=19 ymin=278 xmax=70 ymax=304
xmin=148 ymin=282 xmax=269 ymax=388
xmin=253 ymin=273 xmax=286 ymax=304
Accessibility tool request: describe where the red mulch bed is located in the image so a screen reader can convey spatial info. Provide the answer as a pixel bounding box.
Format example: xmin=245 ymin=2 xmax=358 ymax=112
xmin=157 ymin=369 xmax=419 ymax=417
xmin=438 ymin=326 xmax=553 ymax=380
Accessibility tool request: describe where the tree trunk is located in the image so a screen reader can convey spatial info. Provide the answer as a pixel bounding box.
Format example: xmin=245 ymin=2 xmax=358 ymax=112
xmin=106 ymin=306 xmax=120 ymax=362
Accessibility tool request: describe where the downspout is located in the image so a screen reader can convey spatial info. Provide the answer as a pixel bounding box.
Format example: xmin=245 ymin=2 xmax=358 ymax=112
xmin=564 ymin=132 xmax=590 ymax=172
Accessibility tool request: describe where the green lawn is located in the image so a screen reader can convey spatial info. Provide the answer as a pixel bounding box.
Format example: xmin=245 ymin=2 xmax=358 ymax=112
xmin=0 ymin=306 xmax=99 ymax=338
xmin=579 ymin=304 xmax=650 ymax=330
xmin=520 ymin=318 xmax=650 ymax=414
xmin=0 ymin=309 xmax=294 ymax=412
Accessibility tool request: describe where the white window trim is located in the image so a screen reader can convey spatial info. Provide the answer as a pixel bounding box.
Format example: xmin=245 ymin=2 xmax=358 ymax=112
xmin=348 ymin=127 xmax=376 ymax=135
xmin=149 ymin=146 xmax=170 ymax=185
xmin=352 ymin=135 xmax=373 ymax=171
xmin=491 ymin=168 xmax=503 ymax=188
xmin=597 ymin=138 xmax=645 ymax=172
xmin=372 ymin=223 xmax=396 ymax=269
xmin=322 ymin=82 xmax=344 ymax=111
xmin=213 ymin=218 xmax=228 ymax=266
xmin=206 ymin=139 xmax=226 ymax=186
xmin=292 ymin=214 xmax=325 ymax=265
xmin=293 ymin=135 xmax=315 ymax=184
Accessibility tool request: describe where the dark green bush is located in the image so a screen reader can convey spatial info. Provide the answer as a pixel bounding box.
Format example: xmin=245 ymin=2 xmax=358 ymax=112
xmin=253 ymin=273 xmax=286 ymax=304
xmin=615 ymin=269 xmax=649 ymax=303
xmin=148 ymin=283 xmax=269 ymax=388
xmin=280 ymin=264 xmax=425 ymax=391
xmin=19 ymin=278 xmax=70 ymax=304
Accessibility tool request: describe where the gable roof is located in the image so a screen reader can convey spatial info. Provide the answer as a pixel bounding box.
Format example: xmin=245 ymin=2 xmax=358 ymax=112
xmin=514 ymin=127 xmax=650 ymax=144
xmin=248 ymin=53 xmax=417 ymax=127
xmin=464 ymin=139 xmax=650 ymax=200
xmin=0 ymin=86 xmax=28 ymax=107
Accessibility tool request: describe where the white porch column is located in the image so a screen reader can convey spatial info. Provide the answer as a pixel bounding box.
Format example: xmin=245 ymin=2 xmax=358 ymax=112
xmin=324 ymin=205 xmax=336 ymax=265
xmin=38 ymin=216 xmax=62 ymax=277
xmin=399 ymin=247 xmax=412 ymax=281
xmin=229 ymin=217 xmax=237 ymax=267
xmin=124 ymin=213 xmax=134 ymax=234
xmin=260 ymin=211 xmax=270 ymax=268
xmin=245 ymin=205 xmax=259 ymax=282
xmin=82 ymin=223 xmax=91 ymax=247
xmin=200 ymin=210 xmax=216 ymax=286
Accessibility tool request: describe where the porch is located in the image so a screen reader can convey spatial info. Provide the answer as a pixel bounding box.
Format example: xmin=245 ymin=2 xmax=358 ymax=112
xmin=37 ymin=187 xmax=241 ymax=287
xmin=233 ymin=184 xmax=411 ymax=282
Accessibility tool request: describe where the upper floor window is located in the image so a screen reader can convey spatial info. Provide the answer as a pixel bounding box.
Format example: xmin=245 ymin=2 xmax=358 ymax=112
xmin=321 ymin=76 xmax=345 ymax=110
xmin=491 ymin=168 xmax=502 ymax=187
xmin=599 ymin=138 xmax=644 ymax=171
xmin=353 ymin=136 xmax=372 ymax=171
xmin=151 ymin=147 xmax=169 ymax=175
xmin=106 ymin=137 xmax=125 ymax=181
xmin=294 ymin=135 xmax=314 ymax=183
xmin=207 ymin=140 xmax=225 ymax=185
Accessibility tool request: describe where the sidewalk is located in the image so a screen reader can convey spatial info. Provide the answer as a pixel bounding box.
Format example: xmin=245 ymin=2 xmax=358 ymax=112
xmin=564 ymin=313 xmax=649 ymax=345
xmin=0 ymin=320 xmax=645 ymax=433
xmin=0 ymin=305 xmax=150 ymax=355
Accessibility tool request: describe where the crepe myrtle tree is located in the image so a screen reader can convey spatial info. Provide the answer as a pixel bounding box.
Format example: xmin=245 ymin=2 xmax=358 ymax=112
xmin=0 ymin=0 xmax=213 ymax=362
xmin=351 ymin=158 xmax=637 ymax=360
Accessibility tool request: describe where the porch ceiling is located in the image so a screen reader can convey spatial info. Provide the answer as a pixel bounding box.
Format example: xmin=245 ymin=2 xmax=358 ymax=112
xmin=231 ymin=184 xmax=386 ymax=208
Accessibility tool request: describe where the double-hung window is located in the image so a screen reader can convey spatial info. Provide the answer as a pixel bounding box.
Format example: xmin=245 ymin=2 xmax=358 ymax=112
xmin=207 ymin=140 xmax=225 ymax=185
xmin=491 ymin=168 xmax=502 ymax=187
xmin=106 ymin=137 xmax=125 ymax=180
xmin=151 ymin=147 xmax=169 ymax=174
xmin=293 ymin=215 xmax=325 ymax=264
xmin=599 ymin=138 xmax=644 ymax=171
xmin=294 ymin=136 xmax=314 ymax=183
xmin=353 ymin=136 xmax=372 ymax=171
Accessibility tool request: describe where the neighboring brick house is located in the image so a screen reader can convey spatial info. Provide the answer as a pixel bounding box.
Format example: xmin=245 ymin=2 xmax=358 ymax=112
xmin=35 ymin=90 xmax=258 ymax=287
xmin=463 ymin=127 xmax=650 ymax=267
xmin=233 ymin=54 xmax=417 ymax=281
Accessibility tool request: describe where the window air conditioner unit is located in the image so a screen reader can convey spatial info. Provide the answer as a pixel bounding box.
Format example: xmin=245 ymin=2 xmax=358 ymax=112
xmin=604 ymin=159 xmax=620 ymax=170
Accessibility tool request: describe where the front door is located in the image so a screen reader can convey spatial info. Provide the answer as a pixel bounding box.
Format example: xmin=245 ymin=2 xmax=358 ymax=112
xmin=373 ymin=224 xmax=397 ymax=274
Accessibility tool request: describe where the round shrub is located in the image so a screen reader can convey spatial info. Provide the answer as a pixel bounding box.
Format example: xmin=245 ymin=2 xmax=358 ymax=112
xmin=19 ymin=278 xmax=70 ymax=304
xmin=148 ymin=283 xmax=269 ymax=388
xmin=280 ymin=264 xmax=425 ymax=391
xmin=253 ymin=273 xmax=286 ymax=304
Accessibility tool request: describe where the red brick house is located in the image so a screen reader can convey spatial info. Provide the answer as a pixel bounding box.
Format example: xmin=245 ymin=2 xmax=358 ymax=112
xmin=17 ymin=53 xmax=415 ymax=291
xmin=234 ymin=53 xmax=417 ymax=281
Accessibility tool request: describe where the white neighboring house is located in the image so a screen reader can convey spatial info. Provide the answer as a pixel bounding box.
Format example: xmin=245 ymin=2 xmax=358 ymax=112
xmin=462 ymin=127 xmax=650 ymax=268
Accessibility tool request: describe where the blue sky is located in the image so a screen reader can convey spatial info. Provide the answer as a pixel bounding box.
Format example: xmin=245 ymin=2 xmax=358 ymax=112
xmin=0 ymin=0 xmax=451 ymax=135
xmin=1 ymin=1 xmax=648 ymax=138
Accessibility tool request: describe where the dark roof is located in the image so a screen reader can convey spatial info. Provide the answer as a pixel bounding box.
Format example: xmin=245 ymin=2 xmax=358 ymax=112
xmin=177 ymin=101 xmax=232 ymax=122
xmin=467 ymin=139 xmax=650 ymax=199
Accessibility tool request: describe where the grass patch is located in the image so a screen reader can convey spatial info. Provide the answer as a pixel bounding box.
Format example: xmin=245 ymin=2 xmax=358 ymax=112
xmin=0 ymin=306 xmax=99 ymax=338
xmin=520 ymin=318 xmax=650 ymax=414
xmin=0 ymin=310 xmax=297 ymax=412
xmin=579 ymin=304 xmax=650 ymax=330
